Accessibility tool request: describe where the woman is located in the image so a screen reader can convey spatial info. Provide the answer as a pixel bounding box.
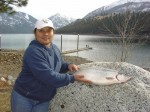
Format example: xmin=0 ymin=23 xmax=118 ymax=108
xmin=11 ymin=19 xmax=91 ymax=112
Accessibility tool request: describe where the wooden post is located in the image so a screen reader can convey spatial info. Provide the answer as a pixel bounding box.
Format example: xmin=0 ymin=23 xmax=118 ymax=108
xmin=61 ymin=34 xmax=62 ymax=52
xmin=77 ymin=34 xmax=79 ymax=50
xmin=0 ymin=35 xmax=1 ymax=51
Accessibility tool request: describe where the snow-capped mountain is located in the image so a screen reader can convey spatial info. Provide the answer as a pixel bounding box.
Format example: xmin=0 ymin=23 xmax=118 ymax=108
xmin=0 ymin=12 xmax=75 ymax=33
xmin=84 ymin=0 xmax=150 ymax=19
xmin=107 ymin=0 xmax=150 ymax=10
xmin=49 ymin=13 xmax=75 ymax=29
xmin=0 ymin=12 xmax=37 ymax=33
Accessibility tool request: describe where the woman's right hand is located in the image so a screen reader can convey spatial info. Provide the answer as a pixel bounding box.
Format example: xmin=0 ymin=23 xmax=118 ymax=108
xmin=74 ymin=74 xmax=92 ymax=84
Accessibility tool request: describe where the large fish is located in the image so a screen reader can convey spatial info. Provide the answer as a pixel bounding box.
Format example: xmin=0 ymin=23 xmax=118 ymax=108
xmin=74 ymin=68 xmax=131 ymax=85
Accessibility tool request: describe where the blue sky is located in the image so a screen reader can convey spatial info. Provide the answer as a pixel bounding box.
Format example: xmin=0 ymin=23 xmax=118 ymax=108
xmin=15 ymin=0 xmax=118 ymax=19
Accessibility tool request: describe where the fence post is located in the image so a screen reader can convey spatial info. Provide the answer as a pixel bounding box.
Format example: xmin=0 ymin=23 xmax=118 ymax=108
xmin=0 ymin=35 xmax=1 ymax=51
xmin=61 ymin=34 xmax=62 ymax=52
xmin=77 ymin=34 xmax=79 ymax=50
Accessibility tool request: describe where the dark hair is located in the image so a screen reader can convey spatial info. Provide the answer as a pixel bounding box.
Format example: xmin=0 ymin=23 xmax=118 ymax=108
xmin=33 ymin=28 xmax=37 ymax=34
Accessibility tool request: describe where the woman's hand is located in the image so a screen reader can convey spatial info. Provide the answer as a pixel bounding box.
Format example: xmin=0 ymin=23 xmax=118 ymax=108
xmin=74 ymin=74 xmax=92 ymax=84
xmin=68 ymin=64 xmax=92 ymax=84
xmin=68 ymin=64 xmax=79 ymax=72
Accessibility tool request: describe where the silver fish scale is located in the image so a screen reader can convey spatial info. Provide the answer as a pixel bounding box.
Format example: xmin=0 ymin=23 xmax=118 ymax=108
xmin=75 ymin=68 xmax=118 ymax=77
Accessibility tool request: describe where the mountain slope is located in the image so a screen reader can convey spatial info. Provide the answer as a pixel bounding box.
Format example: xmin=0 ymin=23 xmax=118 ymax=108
xmin=106 ymin=0 xmax=150 ymax=10
xmin=56 ymin=12 xmax=150 ymax=35
xmin=84 ymin=1 xmax=150 ymax=19
xmin=49 ymin=13 xmax=75 ymax=29
xmin=0 ymin=12 xmax=37 ymax=34
xmin=0 ymin=12 xmax=75 ymax=33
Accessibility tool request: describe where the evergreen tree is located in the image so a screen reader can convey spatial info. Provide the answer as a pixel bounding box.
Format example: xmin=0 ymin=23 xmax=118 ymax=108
xmin=0 ymin=0 xmax=28 ymax=14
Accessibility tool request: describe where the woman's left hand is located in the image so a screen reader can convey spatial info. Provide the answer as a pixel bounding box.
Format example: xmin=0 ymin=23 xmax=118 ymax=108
xmin=68 ymin=64 xmax=79 ymax=72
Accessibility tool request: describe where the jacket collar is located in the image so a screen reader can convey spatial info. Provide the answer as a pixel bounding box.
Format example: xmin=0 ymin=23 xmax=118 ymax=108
xmin=29 ymin=39 xmax=60 ymax=60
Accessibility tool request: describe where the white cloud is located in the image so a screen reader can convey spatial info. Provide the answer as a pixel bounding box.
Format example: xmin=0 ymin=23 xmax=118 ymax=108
xmin=16 ymin=0 xmax=117 ymax=19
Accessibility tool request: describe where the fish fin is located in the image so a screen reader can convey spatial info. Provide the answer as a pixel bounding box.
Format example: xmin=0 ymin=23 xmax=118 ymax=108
xmin=106 ymin=77 xmax=114 ymax=80
xmin=120 ymin=77 xmax=132 ymax=83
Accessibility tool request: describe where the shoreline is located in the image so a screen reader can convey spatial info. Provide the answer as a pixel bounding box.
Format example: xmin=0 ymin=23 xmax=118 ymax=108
xmin=55 ymin=33 xmax=150 ymax=38
xmin=1 ymin=33 xmax=150 ymax=37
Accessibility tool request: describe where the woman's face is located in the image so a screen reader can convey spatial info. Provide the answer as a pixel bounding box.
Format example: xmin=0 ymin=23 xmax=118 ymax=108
xmin=35 ymin=27 xmax=54 ymax=46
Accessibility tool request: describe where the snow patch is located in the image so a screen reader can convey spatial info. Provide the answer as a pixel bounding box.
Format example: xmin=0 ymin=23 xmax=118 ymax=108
xmin=107 ymin=0 xmax=150 ymax=10
xmin=25 ymin=14 xmax=29 ymax=20
xmin=143 ymin=7 xmax=150 ymax=11
xmin=0 ymin=16 xmax=2 ymax=21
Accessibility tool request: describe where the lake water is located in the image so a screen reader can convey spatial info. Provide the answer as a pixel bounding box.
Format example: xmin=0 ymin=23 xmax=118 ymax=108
xmin=1 ymin=34 xmax=150 ymax=68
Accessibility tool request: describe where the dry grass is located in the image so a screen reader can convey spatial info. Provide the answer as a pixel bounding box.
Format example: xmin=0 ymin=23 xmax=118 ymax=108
xmin=0 ymin=81 xmax=12 ymax=112
xmin=0 ymin=90 xmax=12 ymax=112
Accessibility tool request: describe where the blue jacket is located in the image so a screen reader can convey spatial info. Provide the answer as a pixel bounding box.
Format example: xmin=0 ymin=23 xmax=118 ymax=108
xmin=14 ymin=40 xmax=75 ymax=102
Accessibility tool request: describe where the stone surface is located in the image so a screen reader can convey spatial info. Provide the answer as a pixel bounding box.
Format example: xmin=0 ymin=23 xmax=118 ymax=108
xmin=49 ymin=62 xmax=150 ymax=112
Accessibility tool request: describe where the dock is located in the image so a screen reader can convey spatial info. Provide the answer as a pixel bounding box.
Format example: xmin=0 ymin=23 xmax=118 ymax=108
xmin=62 ymin=47 xmax=92 ymax=54
xmin=60 ymin=34 xmax=92 ymax=54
